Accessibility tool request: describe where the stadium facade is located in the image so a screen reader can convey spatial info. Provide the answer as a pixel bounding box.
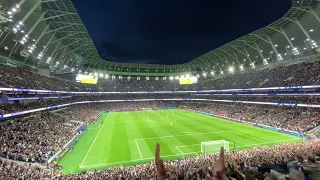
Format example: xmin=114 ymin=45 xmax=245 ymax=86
xmin=0 ymin=0 xmax=319 ymax=78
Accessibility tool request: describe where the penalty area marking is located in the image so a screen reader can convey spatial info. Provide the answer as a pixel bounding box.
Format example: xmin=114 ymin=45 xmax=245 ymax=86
xmin=231 ymin=131 xmax=267 ymax=143
xmin=80 ymin=151 xmax=201 ymax=169
xmin=135 ymin=131 xmax=233 ymax=141
xmin=80 ymin=137 xmax=301 ymax=169
xmin=176 ymin=146 xmax=183 ymax=154
xmin=135 ymin=139 xmax=143 ymax=159
xmin=145 ymin=118 xmax=178 ymax=123
xmin=174 ymin=138 xmax=302 ymax=155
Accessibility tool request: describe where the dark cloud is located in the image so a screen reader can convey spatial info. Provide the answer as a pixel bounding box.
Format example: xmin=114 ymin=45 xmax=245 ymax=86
xmin=73 ymin=0 xmax=291 ymax=65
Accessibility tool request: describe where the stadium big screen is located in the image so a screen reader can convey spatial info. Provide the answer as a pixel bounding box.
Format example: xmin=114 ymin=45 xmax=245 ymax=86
xmin=179 ymin=76 xmax=198 ymax=85
xmin=76 ymin=74 xmax=98 ymax=84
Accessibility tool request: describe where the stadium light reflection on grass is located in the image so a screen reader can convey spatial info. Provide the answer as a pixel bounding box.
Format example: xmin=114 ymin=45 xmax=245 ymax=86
xmin=58 ymin=110 xmax=304 ymax=174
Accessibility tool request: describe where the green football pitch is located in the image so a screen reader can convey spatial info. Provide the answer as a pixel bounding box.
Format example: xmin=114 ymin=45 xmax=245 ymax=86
xmin=59 ymin=109 xmax=303 ymax=174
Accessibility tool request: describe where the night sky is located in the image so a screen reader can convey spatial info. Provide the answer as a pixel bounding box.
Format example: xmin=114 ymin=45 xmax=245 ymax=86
xmin=72 ymin=0 xmax=291 ymax=65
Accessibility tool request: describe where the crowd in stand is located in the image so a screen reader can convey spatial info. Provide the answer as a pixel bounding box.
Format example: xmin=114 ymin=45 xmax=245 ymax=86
xmin=0 ymin=61 xmax=320 ymax=179
xmin=0 ymin=102 xmax=319 ymax=179
xmin=0 ymin=112 xmax=81 ymax=164
xmin=1 ymin=139 xmax=319 ymax=179
xmin=0 ymin=104 xmax=108 ymax=164
xmin=57 ymin=140 xmax=320 ymax=180
xmin=186 ymin=102 xmax=320 ymax=133
xmin=1 ymin=101 xmax=319 ymax=166
xmin=1 ymin=93 xmax=320 ymax=115
xmin=0 ymin=61 xmax=319 ymax=92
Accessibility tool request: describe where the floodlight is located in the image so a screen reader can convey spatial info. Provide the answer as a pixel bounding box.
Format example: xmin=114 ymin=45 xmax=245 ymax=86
xmin=239 ymin=65 xmax=244 ymax=71
xmin=228 ymin=67 xmax=234 ymax=73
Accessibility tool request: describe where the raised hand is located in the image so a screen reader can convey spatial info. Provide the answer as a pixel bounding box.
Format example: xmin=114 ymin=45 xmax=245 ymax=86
xmin=155 ymin=143 xmax=166 ymax=180
xmin=289 ymin=169 xmax=304 ymax=180
xmin=212 ymin=147 xmax=228 ymax=180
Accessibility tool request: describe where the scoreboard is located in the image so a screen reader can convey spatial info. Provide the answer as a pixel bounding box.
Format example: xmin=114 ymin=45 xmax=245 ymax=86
xmin=76 ymin=74 xmax=98 ymax=84
xmin=179 ymin=76 xmax=198 ymax=85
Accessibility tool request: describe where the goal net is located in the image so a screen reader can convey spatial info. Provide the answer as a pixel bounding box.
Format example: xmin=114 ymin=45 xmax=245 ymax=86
xmin=201 ymin=140 xmax=230 ymax=154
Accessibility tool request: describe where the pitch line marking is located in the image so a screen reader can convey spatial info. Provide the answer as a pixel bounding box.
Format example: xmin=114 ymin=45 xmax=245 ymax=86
xmin=176 ymin=144 xmax=201 ymax=148
xmin=234 ymin=138 xmax=302 ymax=148
xmin=231 ymin=131 xmax=267 ymax=143
xmin=80 ymin=151 xmax=202 ymax=169
xmin=135 ymin=139 xmax=143 ymax=159
xmin=176 ymin=139 xmax=302 ymax=150
xmin=175 ymin=146 xmax=183 ymax=154
xmin=135 ymin=131 xmax=233 ymax=141
xmin=80 ymin=138 xmax=301 ymax=169
xmin=145 ymin=119 xmax=178 ymax=123
xmin=80 ymin=113 xmax=109 ymax=168
xmin=170 ymin=131 xmax=208 ymax=136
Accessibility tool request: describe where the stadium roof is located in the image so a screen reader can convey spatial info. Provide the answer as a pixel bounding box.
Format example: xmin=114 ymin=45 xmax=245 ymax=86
xmin=0 ymin=0 xmax=319 ymax=76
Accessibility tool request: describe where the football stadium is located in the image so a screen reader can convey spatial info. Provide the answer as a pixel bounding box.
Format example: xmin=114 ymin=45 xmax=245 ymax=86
xmin=0 ymin=0 xmax=320 ymax=179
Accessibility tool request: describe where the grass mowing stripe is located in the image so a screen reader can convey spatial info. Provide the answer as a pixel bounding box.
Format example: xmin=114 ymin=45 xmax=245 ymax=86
xmin=80 ymin=113 xmax=109 ymax=168
xmin=108 ymin=113 xmax=131 ymax=163
xmin=156 ymin=112 xmax=214 ymax=153
xmin=183 ymin=110 xmax=298 ymax=142
xmin=124 ymin=113 xmax=146 ymax=160
xmin=175 ymin=112 xmax=246 ymax=147
xmin=59 ymin=110 xmax=304 ymax=174
xmin=138 ymin=112 xmax=184 ymax=157
xmin=135 ymin=139 xmax=143 ymax=159
xmin=231 ymin=131 xmax=267 ymax=143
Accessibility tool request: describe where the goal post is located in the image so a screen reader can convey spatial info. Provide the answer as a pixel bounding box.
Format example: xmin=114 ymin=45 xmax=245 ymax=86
xmin=201 ymin=140 xmax=230 ymax=154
